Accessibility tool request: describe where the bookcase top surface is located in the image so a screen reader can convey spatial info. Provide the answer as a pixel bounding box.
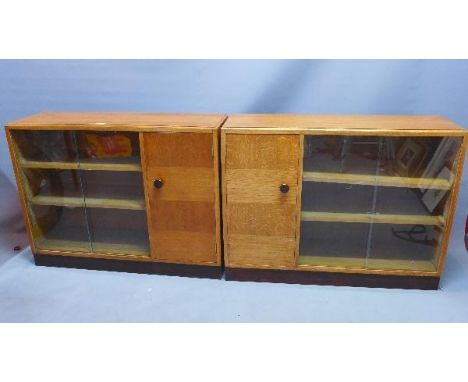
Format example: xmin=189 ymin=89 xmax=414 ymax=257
xmin=223 ymin=114 xmax=466 ymax=133
xmin=6 ymin=112 xmax=227 ymax=130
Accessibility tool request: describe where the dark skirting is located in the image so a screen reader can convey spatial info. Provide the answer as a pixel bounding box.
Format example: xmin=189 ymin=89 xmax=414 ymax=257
xmin=34 ymin=253 xmax=222 ymax=279
xmin=225 ymin=267 xmax=439 ymax=290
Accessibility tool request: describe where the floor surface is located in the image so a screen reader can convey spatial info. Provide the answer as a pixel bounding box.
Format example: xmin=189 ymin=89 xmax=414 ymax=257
xmin=1 ymin=233 xmax=468 ymax=322
xmin=1 ymin=171 xmax=468 ymax=322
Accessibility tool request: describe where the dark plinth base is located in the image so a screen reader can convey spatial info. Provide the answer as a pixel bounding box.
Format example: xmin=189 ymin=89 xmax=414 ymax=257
xmin=225 ymin=267 xmax=439 ymax=290
xmin=34 ymin=253 xmax=222 ymax=279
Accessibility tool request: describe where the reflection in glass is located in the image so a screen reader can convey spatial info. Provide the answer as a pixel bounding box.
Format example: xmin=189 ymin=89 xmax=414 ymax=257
xmin=299 ymin=135 xmax=462 ymax=271
xmin=75 ymin=131 xmax=141 ymax=168
xmin=31 ymin=205 xmax=92 ymax=252
xmin=12 ymin=130 xmax=78 ymax=163
xmin=12 ymin=130 xmax=149 ymax=257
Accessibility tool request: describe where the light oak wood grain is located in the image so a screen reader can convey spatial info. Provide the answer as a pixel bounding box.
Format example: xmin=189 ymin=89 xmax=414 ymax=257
xmin=297 ymin=255 xmax=436 ymax=272
xmin=226 ymin=203 xmax=297 ymax=237
xmin=224 ymin=114 xmax=466 ymax=132
xmin=222 ymin=120 xmax=466 ymax=277
xmin=435 ymin=135 xmax=468 ymax=275
xmin=225 ymin=169 xmax=298 ymax=204
xmin=7 ymin=112 xmax=227 ymax=131
xmin=149 ymin=200 xmax=215 ymax=232
xmin=225 ymin=134 xmax=300 ymax=169
xmin=294 ymin=135 xmax=305 ymax=263
xmin=144 ymin=132 xmax=214 ymax=168
xmin=141 ymin=132 xmax=219 ymax=265
xmin=213 ymin=130 xmax=222 ymax=265
xmin=19 ymin=159 xmax=142 ymax=172
xmin=30 ymin=195 xmax=145 ymax=210
xmin=301 ymin=211 xmax=445 ymax=226
xmin=224 ymin=129 xmax=467 ymax=137
xmin=36 ymin=238 xmax=149 ymax=257
xmin=146 ymin=167 xmax=215 ymax=202
xmin=36 ymin=246 xmax=221 ymax=266
xmin=150 ymin=231 xmax=217 ymax=264
xmin=227 ymin=234 xmax=296 ymax=267
xmin=228 ymin=258 xmax=439 ymax=276
xmin=223 ymin=134 xmax=300 ymax=268
xmin=302 ymin=171 xmax=452 ymax=190
xmin=6 ymin=130 xmax=39 ymax=252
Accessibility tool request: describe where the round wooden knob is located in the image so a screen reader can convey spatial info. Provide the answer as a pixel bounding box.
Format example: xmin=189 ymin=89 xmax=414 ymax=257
xmin=153 ymin=179 xmax=164 ymax=189
xmin=279 ymin=183 xmax=289 ymax=193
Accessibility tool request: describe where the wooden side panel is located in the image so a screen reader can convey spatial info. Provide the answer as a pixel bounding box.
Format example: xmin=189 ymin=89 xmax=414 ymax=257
xmin=224 ymin=134 xmax=300 ymax=268
xmin=141 ymin=132 xmax=218 ymax=264
xmin=435 ymin=135 xmax=468 ymax=274
xmin=5 ymin=130 xmax=38 ymax=252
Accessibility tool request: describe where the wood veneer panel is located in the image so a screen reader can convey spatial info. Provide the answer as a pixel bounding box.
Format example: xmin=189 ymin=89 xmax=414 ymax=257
xmin=297 ymin=256 xmax=436 ymax=272
xmin=301 ymin=211 xmax=445 ymax=226
xmin=302 ymin=171 xmax=452 ymax=190
xmin=142 ymin=132 xmax=218 ymax=264
xmin=227 ymin=235 xmax=296 ymax=267
xmin=225 ymin=169 xmax=298 ymax=204
xmin=224 ymin=114 xmax=465 ymax=132
xmin=226 ymin=203 xmax=297 ymax=237
xmin=226 ymin=134 xmax=299 ymax=169
xmin=152 ymin=231 xmax=216 ymax=264
xmin=144 ymin=132 xmax=214 ymax=167
xmin=7 ymin=112 xmax=226 ymax=130
xmin=224 ymin=134 xmax=300 ymax=268
xmin=30 ymin=195 xmax=145 ymax=210
xmin=36 ymin=238 xmax=149 ymax=257
xmin=19 ymin=159 xmax=142 ymax=172
xmin=149 ymin=201 xmax=215 ymax=232
xmin=146 ymin=167 xmax=214 ymax=202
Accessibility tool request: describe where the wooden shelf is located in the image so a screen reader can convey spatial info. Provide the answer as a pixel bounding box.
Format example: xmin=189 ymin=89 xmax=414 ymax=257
xmin=36 ymin=238 xmax=149 ymax=257
xmin=19 ymin=159 xmax=142 ymax=172
xmin=297 ymin=255 xmax=436 ymax=272
xmin=302 ymin=171 xmax=452 ymax=190
xmin=30 ymin=195 xmax=145 ymax=210
xmin=301 ymin=211 xmax=445 ymax=226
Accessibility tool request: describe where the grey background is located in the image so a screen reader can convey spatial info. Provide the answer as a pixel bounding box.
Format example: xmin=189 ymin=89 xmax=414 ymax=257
xmin=0 ymin=60 xmax=467 ymax=322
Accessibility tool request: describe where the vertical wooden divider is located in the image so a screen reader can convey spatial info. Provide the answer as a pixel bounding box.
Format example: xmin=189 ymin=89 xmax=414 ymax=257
xmin=294 ymin=134 xmax=304 ymax=263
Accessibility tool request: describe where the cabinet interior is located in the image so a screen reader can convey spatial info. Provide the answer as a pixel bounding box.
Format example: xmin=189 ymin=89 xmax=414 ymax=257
xmin=298 ymin=135 xmax=462 ymax=272
xmin=12 ymin=130 xmax=150 ymax=257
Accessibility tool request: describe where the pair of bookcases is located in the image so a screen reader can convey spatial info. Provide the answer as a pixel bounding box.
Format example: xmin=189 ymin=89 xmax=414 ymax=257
xmin=6 ymin=113 xmax=467 ymax=289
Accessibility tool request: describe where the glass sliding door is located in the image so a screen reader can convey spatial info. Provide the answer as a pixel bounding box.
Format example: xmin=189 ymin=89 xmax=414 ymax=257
xmin=299 ymin=135 xmax=462 ymax=272
xmin=11 ymin=130 xmax=92 ymax=253
xmin=11 ymin=130 xmax=150 ymax=257
xmin=75 ymin=131 xmax=150 ymax=256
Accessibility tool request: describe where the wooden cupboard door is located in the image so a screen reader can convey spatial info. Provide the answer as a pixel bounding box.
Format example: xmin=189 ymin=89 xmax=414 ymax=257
xmin=141 ymin=132 xmax=218 ymax=264
xmin=224 ymin=134 xmax=300 ymax=267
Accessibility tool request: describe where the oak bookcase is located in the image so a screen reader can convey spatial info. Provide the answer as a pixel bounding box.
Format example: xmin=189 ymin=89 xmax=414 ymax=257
xmin=6 ymin=112 xmax=226 ymax=278
xmin=222 ymin=115 xmax=467 ymax=289
xmin=6 ymin=113 xmax=468 ymax=289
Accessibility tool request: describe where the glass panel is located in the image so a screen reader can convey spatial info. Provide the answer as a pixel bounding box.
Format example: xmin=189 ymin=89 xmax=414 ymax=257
xmin=299 ymin=135 xmax=462 ymax=272
xmin=80 ymin=170 xmax=145 ymax=202
xmin=75 ymin=131 xmax=142 ymax=170
xmin=86 ymin=209 xmax=150 ymax=256
xmin=76 ymin=131 xmax=150 ymax=257
xmin=32 ymin=205 xmax=91 ymax=252
xmin=367 ymin=224 xmax=442 ymax=271
xmin=303 ymin=136 xmax=382 ymax=175
xmin=299 ymin=222 xmax=368 ymax=268
xmin=12 ymin=130 xmax=79 ymax=163
xmin=301 ymin=182 xmax=374 ymax=214
xmin=11 ymin=130 xmax=150 ymax=257
xmin=11 ymin=130 xmax=91 ymax=253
